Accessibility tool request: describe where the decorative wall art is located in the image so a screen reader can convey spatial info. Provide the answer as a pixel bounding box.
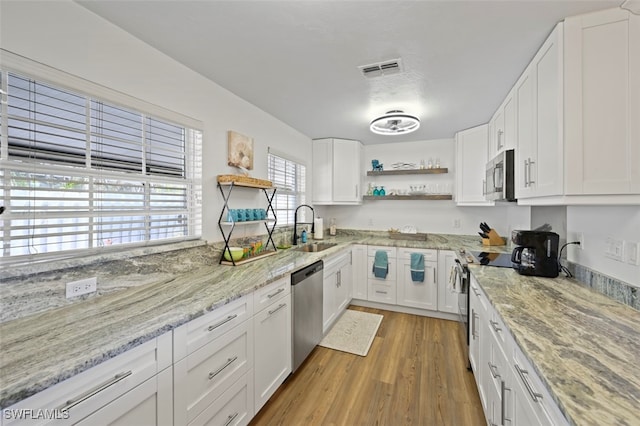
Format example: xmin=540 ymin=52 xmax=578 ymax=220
xmin=227 ymin=130 xmax=254 ymax=171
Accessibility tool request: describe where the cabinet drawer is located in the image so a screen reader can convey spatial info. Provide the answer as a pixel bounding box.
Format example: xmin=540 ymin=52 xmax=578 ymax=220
xmin=324 ymin=250 xmax=351 ymax=274
xmin=512 ymin=344 xmax=566 ymax=425
xmin=488 ymin=309 xmax=512 ymax=352
xmin=253 ymin=277 xmax=290 ymax=313
xmin=76 ymin=367 xmax=173 ymax=426
xmin=174 ymin=321 xmax=253 ymax=425
xmin=174 ymin=295 xmax=253 ymax=361
xmin=368 ymin=281 xmax=397 ymax=304
xmin=188 ymin=372 xmax=253 ymax=426
xmin=367 ymin=246 xmax=396 ymax=258
xmin=3 ymin=333 xmax=171 ymax=426
xmin=397 ymin=248 xmax=437 ymax=262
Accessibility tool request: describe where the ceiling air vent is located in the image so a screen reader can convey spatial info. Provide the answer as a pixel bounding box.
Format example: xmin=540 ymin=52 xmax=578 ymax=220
xmin=358 ymin=58 xmax=403 ymax=78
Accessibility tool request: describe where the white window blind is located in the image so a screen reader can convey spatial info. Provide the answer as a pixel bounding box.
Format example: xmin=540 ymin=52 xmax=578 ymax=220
xmin=0 ymin=70 xmax=202 ymax=264
xmin=267 ymin=151 xmax=306 ymax=226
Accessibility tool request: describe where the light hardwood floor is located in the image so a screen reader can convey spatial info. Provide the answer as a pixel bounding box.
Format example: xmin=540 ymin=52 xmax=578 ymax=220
xmin=250 ymin=306 xmax=485 ymax=426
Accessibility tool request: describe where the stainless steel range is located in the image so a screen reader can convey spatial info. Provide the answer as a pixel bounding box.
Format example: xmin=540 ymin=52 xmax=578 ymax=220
xmin=453 ymin=252 xmax=471 ymax=369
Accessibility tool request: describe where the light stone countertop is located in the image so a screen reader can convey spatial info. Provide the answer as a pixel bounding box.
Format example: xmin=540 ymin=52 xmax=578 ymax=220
xmin=1 ymin=231 xmax=638 ymax=426
xmin=0 ymin=232 xmax=481 ymax=409
xmin=469 ymin=264 xmax=640 ymax=426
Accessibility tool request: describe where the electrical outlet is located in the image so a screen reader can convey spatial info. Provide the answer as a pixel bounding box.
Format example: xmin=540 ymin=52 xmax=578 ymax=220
xmin=368 ymin=217 xmax=374 ymax=226
xmin=453 ymin=218 xmax=461 ymax=229
xmin=568 ymin=232 xmax=583 ymax=249
xmin=66 ymin=277 xmax=97 ymax=299
xmin=624 ymin=241 xmax=640 ymax=266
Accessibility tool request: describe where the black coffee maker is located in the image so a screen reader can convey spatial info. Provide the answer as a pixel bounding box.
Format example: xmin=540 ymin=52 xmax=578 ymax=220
xmin=511 ymin=230 xmax=560 ymax=278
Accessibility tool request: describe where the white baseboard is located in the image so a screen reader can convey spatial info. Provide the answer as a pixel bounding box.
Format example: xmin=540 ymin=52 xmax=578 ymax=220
xmin=349 ymin=299 xmax=459 ymax=322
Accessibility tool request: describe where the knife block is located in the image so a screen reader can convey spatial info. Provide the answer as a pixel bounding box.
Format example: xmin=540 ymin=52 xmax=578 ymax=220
xmin=482 ymin=229 xmax=506 ymax=246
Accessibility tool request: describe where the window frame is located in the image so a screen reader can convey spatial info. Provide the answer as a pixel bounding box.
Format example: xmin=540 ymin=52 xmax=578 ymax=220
xmin=267 ymin=149 xmax=306 ymax=227
xmin=0 ymin=53 xmax=203 ymax=266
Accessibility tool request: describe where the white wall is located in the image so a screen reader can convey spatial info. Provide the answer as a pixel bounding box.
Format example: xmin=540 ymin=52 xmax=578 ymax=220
xmin=567 ymin=206 xmax=640 ymax=286
xmin=316 ymin=138 xmax=531 ymax=237
xmin=0 ymin=0 xmax=312 ymax=243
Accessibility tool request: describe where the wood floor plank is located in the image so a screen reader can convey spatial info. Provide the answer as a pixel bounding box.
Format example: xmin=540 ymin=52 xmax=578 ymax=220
xmin=250 ymin=306 xmax=485 ymax=426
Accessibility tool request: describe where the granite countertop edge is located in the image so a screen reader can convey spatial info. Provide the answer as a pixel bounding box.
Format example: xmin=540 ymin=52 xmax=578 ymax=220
xmin=0 ymin=232 xmax=483 ymax=408
xmin=468 ymin=264 xmax=640 ymax=426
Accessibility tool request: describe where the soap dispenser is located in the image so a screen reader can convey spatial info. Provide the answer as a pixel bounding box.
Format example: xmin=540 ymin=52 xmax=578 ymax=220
xmin=301 ymin=228 xmax=307 ymax=243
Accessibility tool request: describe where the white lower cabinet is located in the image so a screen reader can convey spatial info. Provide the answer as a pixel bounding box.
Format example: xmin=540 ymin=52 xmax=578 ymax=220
xmin=173 ymin=320 xmax=253 ymax=425
xmin=397 ymin=248 xmax=438 ymax=311
xmin=470 ymin=273 xmax=569 ymax=426
xmin=187 ymin=372 xmax=253 ymax=426
xmin=469 ymin=276 xmax=488 ymax=410
xmin=367 ymin=246 xmax=397 ymax=305
xmin=351 ymin=245 xmax=368 ymax=300
xmin=253 ymin=279 xmax=291 ymax=413
xmin=77 ymin=368 xmax=173 ymax=426
xmin=323 ymin=251 xmax=352 ymax=333
xmin=3 ymin=333 xmax=173 ymax=426
xmin=437 ymin=250 xmax=459 ymax=314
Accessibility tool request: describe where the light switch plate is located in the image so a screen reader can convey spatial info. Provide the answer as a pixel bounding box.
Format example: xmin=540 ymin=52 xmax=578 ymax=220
xmin=624 ymin=241 xmax=640 ymax=266
xmin=604 ymin=237 xmax=624 ymax=262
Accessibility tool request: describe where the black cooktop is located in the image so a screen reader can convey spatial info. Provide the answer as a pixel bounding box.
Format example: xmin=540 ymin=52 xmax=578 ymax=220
xmin=469 ymin=251 xmax=514 ymax=268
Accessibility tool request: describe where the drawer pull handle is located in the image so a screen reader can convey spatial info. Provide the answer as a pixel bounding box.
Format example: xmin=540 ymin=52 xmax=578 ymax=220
xmin=490 ymin=320 xmax=502 ymax=333
xmin=224 ymin=412 xmax=239 ymax=426
xmin=515 ymin=364 xmax=543 ymax=402
xmin=268 ymin=303 xmax=287 ymax=316
xmin=208 ymin=356 xmax=238 ymax=380
xmin=267 ymin=288 xmax=284 ymax=299
xmin=56 ymin=370 xmax=132 ymax=411
xmin=207 ymin=314 xmax=238 ymax=332
xmin=488 ymin=362 xmax=500 ymax=379
xmin=501 ymin=379 xmax=512 ymax=424
xmin=375 ymin=290 xmax=388 ymax=294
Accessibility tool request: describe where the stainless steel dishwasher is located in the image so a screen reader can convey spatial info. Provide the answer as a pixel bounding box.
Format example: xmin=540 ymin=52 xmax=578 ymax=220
xmin=291 ymin=260 xmax=324 ymax=372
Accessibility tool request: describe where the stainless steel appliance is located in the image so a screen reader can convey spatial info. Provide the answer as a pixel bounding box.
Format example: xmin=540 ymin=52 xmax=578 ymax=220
xmin=453 ymin=254 xmax=470 ymax=369
xmin=485 ymin=149 xmax=516 ymax=202
xmin=291 ymin=260 xmax=324 ymax=372
xmin=468 ymin=251 xmax=514 ymax=268
xmin=511 ymin=230 xmax=560 ymax=278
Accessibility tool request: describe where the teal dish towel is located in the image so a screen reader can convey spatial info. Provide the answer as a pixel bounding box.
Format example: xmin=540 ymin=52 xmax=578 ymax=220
xmin=410 ymin=253 xmax=425 ymax=282
xmin=373 ymin=250 xmax=388 ymax=279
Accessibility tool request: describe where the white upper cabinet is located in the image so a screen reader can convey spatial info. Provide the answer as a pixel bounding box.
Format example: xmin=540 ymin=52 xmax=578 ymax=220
xmin=516 ymin=8 xmax=640 ymax=204
xmin=312 ymin=138 xmax=363 ymax=205
xmin=488 ymin=89 xmax=516 ymax=160
xmin=455 ymin=124 xmax=495 ymax=206
xmin=516 ymin=22 xmax=565 ymax=200
xmin=564 ymin=8 xmax=640 ymax=196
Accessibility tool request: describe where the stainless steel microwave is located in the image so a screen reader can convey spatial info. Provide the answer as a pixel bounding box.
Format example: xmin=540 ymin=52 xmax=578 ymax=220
xmin=485 ymin=149 xmax=516 ymax=202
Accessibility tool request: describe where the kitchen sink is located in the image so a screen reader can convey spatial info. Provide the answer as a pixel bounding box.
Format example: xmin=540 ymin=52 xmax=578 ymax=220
xmin=296 ymin=242 xmax=338 ymax=252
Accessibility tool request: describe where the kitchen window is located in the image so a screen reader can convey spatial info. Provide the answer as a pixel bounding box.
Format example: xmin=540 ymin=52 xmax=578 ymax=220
xmin=267 ymin=150 xmax=306 ymax=226
xmin=0 ymin=66 xmax=202 ymax=265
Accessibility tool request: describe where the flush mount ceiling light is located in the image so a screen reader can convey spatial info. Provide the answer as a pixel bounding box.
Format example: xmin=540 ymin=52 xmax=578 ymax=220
xmin=369 ymin=110 xmax=420 ymax=136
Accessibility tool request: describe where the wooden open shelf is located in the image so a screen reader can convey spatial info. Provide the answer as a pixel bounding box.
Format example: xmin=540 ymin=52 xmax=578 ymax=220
xmin=367 ymin=168 xmax=448 ymax=176
xmin=363 ymin=194 xmax=453 ymax=201
xmin=220 ymin=219 xmax=276 ymax=226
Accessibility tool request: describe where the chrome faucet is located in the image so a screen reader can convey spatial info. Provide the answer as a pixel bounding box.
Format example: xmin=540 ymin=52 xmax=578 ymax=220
xmin=292 ymin=204 xmax=315 ymax=245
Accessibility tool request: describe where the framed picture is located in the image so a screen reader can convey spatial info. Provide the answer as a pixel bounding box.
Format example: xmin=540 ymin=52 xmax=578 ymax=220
xmin=227 ymin=130 xmax=254 ymax=170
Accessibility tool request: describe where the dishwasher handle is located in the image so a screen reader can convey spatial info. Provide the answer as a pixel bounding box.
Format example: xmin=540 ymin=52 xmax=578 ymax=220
xmin=291 ymin=260 xmax=324 ymax=285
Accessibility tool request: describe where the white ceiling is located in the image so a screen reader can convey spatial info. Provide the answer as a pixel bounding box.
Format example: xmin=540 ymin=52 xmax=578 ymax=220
xmin=78 ymin=0 xmax=623 ymax=144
